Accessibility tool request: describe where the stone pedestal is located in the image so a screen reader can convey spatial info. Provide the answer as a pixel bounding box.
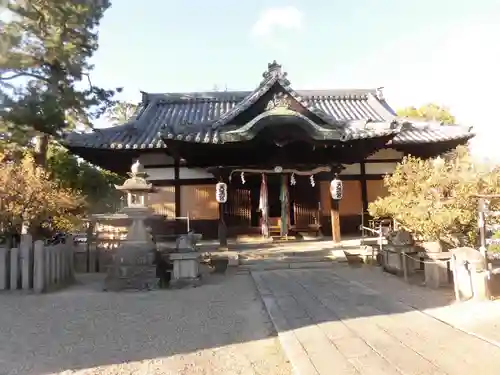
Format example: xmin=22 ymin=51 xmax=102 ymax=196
xmin=382 ymin=245 xmax=417 ymax=277
xmin=104 ymin=243 xmax=159 ymax=291
xmin=424 ymin=252 xmax=451 ymax=289
xmin=170 ymin=252 xmax=200 ymax=287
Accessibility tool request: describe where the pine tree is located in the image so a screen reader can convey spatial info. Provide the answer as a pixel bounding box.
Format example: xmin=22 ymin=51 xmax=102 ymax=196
xmin=0 ymin=0 xmax=119 ymax=166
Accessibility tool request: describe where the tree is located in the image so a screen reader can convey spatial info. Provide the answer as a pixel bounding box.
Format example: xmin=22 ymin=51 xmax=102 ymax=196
xmin=368 ymin=146 xmax=500 ymax=247
xmin=397 ymin=103 xmax=456 ymax=124
xmin=47 ymin=145 xmax=125 ymax=214
xmin=0 ymin=151 xmax=85 ymax=244
xmin=0 ymin=0 xmax=119 ymax=166
xmin=105 ymin=101 xmax=138 ymax=126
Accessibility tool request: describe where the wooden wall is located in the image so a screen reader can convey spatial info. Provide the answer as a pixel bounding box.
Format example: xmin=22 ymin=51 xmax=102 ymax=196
xmin=180 ymin=185 xmax=218 ymax=220
xmin=139 ymin=148 xmax=401 ymax=237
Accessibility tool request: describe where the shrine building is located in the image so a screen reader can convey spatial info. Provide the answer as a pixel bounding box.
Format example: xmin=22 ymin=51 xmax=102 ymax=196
xmin=63 ymin=61 xmax=474 ymax=241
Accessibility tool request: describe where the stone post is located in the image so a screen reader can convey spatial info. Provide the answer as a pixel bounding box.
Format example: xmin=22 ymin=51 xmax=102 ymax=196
xmin=50 ymin=246 xmax=57 ymax=285
xmin=56 ymin=245 xmax=62 ymax=283
xmin=10 ymin=247 xmax=19 ymax=290
xmin=33 ymin=240 xmax=45 ymax=293
xmin=0 ymin=247 xmax=8 ymax=290
xmin=68 ymin=238 xmax=75 ymax=281
xmin=21 ymin=234 xmax=33 ymax=290
xmin=44 ymin=244 xmax=51 ymax=288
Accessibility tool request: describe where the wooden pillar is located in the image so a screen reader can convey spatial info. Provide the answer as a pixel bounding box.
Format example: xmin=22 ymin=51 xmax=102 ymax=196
xmin=215 ymin=169 xmax=229 ymax=249
xmin=330 ymin=198 xmax=341 ymax=244
xmin=360 ymin=162 xmax=369 ymax=224
xmin=174 ymin=159 xmax=182 ymax=233
xmin=330 ymin=165 xmax=343 ymax=244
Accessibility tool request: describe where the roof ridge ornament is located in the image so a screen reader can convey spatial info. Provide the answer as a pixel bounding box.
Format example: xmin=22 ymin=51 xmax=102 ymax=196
xmin=262 ymin=60 xmax=290 ymax=86
xmin=375 ymin=87 xmax=385 ymax=100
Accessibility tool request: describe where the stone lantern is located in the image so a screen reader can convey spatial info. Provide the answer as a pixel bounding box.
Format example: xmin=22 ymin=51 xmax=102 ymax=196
xmin=103 ymin=160 xmax=159 ymax=291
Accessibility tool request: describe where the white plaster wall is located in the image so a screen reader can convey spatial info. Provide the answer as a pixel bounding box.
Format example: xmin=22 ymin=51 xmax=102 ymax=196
xmin=366 ymin=148 xmax=403 ymax=160
xmin=139 ymin=153 xmax=174 ymax=166
xmin=144 ymin=167 xmax=175 ymax=181
xmin=144 ymin=167 xmax=214 ymax=181
xmin=179 ymin=168 xmax=214 ymax=179
xmin=340 ymin=163 xmax=361 ymax=175
xmin=365 ymin=162 xmax=398 ymax=175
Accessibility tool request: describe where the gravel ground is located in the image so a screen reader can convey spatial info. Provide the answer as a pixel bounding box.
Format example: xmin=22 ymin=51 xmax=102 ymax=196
xmin=0 ymin=269 xmax=291 ymax=375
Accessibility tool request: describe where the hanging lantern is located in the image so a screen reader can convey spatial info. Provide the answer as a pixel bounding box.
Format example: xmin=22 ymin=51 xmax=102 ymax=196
xmin=330 ymin=178 xmax=343 ymax=200
xmin=215 ymin=182 xmax=228 ymax=203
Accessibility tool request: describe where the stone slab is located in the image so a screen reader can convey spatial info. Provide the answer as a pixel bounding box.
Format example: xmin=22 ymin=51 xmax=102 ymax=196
xmin=253 ymin=267 xmax=500 ymax=375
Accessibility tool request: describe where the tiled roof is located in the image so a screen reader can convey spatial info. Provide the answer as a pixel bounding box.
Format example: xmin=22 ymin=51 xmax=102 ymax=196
xmin=62 ymin=61 xmax=474 ymax=150
xmin=391 ymin=121 xmax=474 ymax=145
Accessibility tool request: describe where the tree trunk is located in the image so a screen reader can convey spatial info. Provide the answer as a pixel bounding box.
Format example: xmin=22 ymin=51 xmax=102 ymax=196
xmin=33 ymin=133 xmax=49 ymax=168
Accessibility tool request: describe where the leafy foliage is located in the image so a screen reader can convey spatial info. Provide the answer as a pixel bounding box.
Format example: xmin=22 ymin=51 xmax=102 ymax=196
xmin=0 ymin=151 xmax=85 ymax=236
xmin=0 ymin=0 xmax=119 ymax=165
xmin=47 ymin=145 xmax=124 ymax=214
xmin=105 ymin=101 xmax=138 ymax=126
xmin=369 ymin=146 xmax=500 ymax=246
xmin=397 ymin=103 xmax=456 ymax=124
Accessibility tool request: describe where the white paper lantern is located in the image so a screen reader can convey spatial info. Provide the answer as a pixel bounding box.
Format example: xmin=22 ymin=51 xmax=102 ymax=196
xmin=215 ymin=182 xmax=228 ymax=203
xmin=330 ymin=178 xmax=343 ymax=200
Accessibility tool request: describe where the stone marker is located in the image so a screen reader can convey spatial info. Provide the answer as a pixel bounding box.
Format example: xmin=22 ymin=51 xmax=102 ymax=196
xmin=33 ymin=240 xmax=45 ymax=293
xmin=10 ymin=247 xmax=19 ymax=290
xmin=0 ymin=247 xmax=8 ymax=290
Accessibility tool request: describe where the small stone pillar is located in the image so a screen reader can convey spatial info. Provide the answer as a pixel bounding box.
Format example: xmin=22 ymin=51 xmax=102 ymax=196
xmin=33 ymin=240 xmax=45 ymax=293
xmin=10 ymin=247 xmax=19 ymax=290
xmin=50 ymin=246 xmax=57 ymax=285
xmin=451 ymin=247 xmax=489 ymax=301
xmin=44 ymin=244 xmax=52 ymax=287
xmin=425 ymin=252 xmax=452 ymax=289
xmin=169 ymin=233 xmax=202 ymax=287
xmin=21 ymin=234 xmax=33 ymax=290
xmin=0 ymin=247 xmax=8 ymax=290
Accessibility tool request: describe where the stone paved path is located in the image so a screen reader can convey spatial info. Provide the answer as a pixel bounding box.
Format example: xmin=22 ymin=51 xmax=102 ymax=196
xmin=252 ymin=266 xmax=500 ymax=375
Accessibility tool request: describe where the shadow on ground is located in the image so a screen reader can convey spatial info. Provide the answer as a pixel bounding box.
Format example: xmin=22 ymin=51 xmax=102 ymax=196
xmin=0 ymin=263 xmax=458 ymax=374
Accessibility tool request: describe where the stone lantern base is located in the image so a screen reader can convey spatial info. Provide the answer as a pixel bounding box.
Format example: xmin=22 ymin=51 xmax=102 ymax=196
xmin=104 ymin=242 xmax=159 ymax=291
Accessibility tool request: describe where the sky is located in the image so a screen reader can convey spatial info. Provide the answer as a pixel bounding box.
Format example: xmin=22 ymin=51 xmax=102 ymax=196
xmin=88 ymin=1 xmax=500 ymax=159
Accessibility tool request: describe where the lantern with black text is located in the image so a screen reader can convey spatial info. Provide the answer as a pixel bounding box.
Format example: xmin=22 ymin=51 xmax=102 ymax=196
xmin=215 ymin=182 xmax=228 ymax=203
xmin=330 ymin=178 xmax=343 ymax=200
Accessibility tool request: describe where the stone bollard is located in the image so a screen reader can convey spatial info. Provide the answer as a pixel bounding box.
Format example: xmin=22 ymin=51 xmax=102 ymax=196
xmin=67 ymin=239 xmax=76 ymax=281
xmin=33 ymin=240 xmax=45 ymax=293
xmin=56 ymin=245 xmax=62 ymax=284
xmin=0 ymin=247 xmax=8 ymax=290
xmin=10 ymin=247 xmax=19 ymax=290
xmin=60 ymin=245 xmax=66 ymax=283
xmin=21 ymin=234 xmax=33 ymax=290
xmin=44 ymin=244 xmax=51 ymax=288
xmin=50 ymin=246 xmax=57 ymax=285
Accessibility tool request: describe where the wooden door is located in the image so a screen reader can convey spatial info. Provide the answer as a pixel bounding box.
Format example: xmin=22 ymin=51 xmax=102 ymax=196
xmin=291 ymin=176 xmax=320 ymax=228
xmin=226 ymin=185 xmax=251 ymax=227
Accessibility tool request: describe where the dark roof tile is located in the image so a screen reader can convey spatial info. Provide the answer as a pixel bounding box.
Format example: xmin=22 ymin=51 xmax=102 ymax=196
xmin=63 ymin=62 xmax=473 ymax=150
